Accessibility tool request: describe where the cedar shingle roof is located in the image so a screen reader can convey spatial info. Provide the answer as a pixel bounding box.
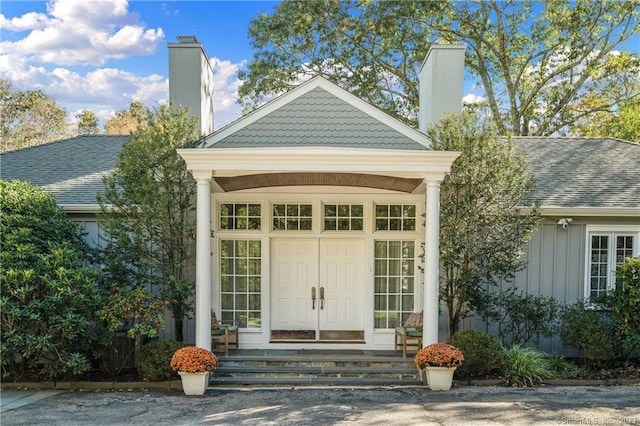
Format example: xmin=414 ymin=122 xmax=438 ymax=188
xmin=213 ymin=86 xmax=427 ymax=150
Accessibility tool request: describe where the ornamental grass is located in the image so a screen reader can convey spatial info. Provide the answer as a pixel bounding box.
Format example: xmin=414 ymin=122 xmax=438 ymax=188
xmin=170 ymin=346 xmax=218 ymax=373
xmin=415 ymin=343 xmax=465 ymax=369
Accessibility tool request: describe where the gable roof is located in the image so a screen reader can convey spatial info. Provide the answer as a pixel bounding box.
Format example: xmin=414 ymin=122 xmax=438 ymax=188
xmin=512 ymin=137 xmax=640 ymax=211
xmin=1 ymin=126 xmax=638 ymax=215
xmin=0 ymin=135 xmax=127 ymax=209
xmin=207 ymin=77 xmax=430 ymax=150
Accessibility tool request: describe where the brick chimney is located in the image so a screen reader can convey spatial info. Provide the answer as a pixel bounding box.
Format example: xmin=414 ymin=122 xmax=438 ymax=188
xmin=418 ymin=44 xmax=466 ymax=133
xmin=168 ymin=35 xmax=214 ymax=136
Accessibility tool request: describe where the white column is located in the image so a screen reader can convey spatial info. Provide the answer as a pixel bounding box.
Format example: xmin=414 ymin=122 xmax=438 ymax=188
xmin=194 ymin=173 xmax=212 ymax=350
xmin=423 ymin=179 xmax=442 ymax=345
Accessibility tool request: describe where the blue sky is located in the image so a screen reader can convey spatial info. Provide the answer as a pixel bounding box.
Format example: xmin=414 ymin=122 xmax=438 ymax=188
xmin=1 ymin=0 xmax=280 ymax=128
xmin=1 ymin=0 xmax=639 ymax=131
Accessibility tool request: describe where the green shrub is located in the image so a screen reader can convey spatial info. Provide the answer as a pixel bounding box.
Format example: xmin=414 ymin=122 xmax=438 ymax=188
xmin=546 ymin=355 xmax=580 ymax=379
xmin=559 ymin=301 xmax=614 ymax=368
xmin=474 ymin=288 xmax=561 ymax=346
xmin=0 ymin=180 xmax=105 ymax=380
xmin=448 ymin=329 xmax=504 ymax=378
xmin=600 ymin=257 xmax=640 ymax=358
xmin=138 ymin=341 xmax=185 ymax=381
xmin=502 ymin=345 xmax=556 ymax=387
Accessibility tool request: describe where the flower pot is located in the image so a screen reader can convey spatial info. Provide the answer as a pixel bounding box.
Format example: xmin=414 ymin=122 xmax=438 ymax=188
xmin=178 ymin=371 xmax=210 ymax=395
xmin=425 ymin=366 xmax=456 ymax=391
xmin=416 ymin=365 xmax=428 ymax=386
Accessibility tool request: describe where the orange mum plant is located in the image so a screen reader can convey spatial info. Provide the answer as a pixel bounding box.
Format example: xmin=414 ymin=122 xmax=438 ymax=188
xmin=170 ymin=346 xmax=218 ymax=373
xmin=414 ymin=343 xmax=464 ymax=369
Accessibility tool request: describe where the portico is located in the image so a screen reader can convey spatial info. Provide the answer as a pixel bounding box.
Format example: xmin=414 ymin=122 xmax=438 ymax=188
xmin=178 ymin=147 xmax=459 ymax=351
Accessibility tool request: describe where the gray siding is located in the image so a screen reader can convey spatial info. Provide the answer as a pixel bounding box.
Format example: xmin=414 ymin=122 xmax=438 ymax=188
xmin=70 ymin=215 xmax=196 ymax=344
xmin=475 ymin=222 xmax=587 ymax=355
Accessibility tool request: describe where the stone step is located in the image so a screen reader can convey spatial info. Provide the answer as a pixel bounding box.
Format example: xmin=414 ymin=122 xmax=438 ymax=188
xmin=210 ymin=350 xmax=420 ymax=387
xmin=210 ymin=375 xmax=421 ymax=387
xmin=215 ymin=364 xmax=416 ymax=376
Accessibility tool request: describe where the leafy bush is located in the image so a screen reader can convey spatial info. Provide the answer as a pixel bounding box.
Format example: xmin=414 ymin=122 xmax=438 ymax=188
xmin=502 ymin=345 xmax=556 ymax=387
xmin=546 ymin=355 xmax=580 ymax=379
xmin=0 ymin=180 xmax=105 ymax=380
xmin=559 ymin=301 xmax=614 ymax=368
xmin=474 ymin=288 xmax=561 ymax=346
xmin=600 ymin=257 xmax=640 ymax=358
xmin=448 ymin=329 xmax=504 ymax=378
xmin=139 ymin=341 xmax=185 ymax=381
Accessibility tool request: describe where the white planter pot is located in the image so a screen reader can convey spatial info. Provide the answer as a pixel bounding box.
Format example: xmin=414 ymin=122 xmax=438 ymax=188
xmin=425 ymin=366 xmax=456 ymax=391
xmin=178 ymin=371 xmax=210 ymax=395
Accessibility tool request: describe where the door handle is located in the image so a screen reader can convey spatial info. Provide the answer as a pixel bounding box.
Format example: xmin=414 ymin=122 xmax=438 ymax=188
xmin=320 ymin=286 xmax=325 ymax=310
xmin=311 ymin=286 xmax=316 ymax=310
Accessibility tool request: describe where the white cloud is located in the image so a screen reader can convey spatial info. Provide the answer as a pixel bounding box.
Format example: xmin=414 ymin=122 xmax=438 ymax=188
xmin=0 ymin=0 xmax=244 ymax=131
xmin=462 ymin=93 xmax=486 ymax=104
xmin=0 ymin=0 xmax=163 ymax=66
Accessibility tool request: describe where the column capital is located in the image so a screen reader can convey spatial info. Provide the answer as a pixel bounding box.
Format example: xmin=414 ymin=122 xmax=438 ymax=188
xmin=423 ymin=172 xmax=447 ymax=184
xmin=191 ymin=169 xmax=212 ymax=181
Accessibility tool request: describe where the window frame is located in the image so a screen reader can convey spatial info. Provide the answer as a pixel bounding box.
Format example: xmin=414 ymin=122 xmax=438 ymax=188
xmin=584 ymin=225 xmax=639 ymax=300
xmin=322 ymin=202 xmax=365 ymax=232
xmin=374 ymin=203 xmax=417 ymax=232
xmin=373 ymin=239 xmax=418 ymax=330
xmin=271 ymin=202 xmax=314 ymax=231
xmin=219 ymin=239 xmax=263 ymax=329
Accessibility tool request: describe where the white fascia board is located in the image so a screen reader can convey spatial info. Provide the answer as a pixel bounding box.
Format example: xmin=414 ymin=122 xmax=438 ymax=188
xmin=60 ymin=204 xmax=101 ymax=213
xmin=521 ymin=207 xmax=640 ymax=218
xmin=205 ymin=76 xmax=431 ymax=148
xmin=178 ymin=147 xmax=460 ymax=176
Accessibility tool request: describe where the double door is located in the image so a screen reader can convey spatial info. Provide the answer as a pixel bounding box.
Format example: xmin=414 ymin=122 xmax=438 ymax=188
xmin=271 ymin=238 xmax=365 ymax=341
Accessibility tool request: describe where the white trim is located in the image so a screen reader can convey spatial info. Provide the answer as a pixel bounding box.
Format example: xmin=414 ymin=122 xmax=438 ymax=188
xmin=179 ymin=147 xmax=460 ymax=178
xmin=583 ymin=225 xmax=640 ymax=299
xmin=60 ymin=204 xmax=101 ymax=213
xmin=521 ymin=207 xmax=640 ymax=217
xmin=205 ymin=77 xmax=431 ymax=148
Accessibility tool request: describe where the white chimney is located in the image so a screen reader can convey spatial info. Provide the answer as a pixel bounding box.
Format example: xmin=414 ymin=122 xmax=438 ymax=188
xmin=168 ymin=35 xmax=215 ymax=136
xmin=418 ymin=44 xmax=466 ymax=133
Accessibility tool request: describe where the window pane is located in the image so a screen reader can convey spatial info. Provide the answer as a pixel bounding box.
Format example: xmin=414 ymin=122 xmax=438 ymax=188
xmin=235 ymin=276 xmax=247 ymax=292
xmin=220 ymin=239 xmax=262 ymax=328
xmin=373 ymin=240 xmax=416 ymax=329
xmin=220 ymin=203 xmax=261 ymax=230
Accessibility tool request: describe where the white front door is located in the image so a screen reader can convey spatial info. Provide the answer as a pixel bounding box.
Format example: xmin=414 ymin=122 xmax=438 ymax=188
xmin=271 ymin=238 xmax=366 ymax=341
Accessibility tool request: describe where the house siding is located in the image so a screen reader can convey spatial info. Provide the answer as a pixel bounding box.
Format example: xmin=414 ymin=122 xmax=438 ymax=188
xmin=476 ymin=216 xmax=639 ymax=355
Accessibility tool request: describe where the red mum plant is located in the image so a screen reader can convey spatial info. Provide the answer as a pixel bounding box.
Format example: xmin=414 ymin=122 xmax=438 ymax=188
xmin=170 ymin=347 xmax=218 ymax=373
xmin=415 ymin=343 xmax=464 ymax=369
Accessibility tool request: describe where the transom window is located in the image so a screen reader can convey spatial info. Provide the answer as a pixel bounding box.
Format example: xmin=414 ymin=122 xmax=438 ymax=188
xmin=374 ymin=240 xmax=416 ymax=328
xmin=272 ymin=203 xmax=312 ymax=231
xmin=220 ymin=240 xmax=261 ymax=328
xmin=587 ymin=229 xmax=638 ymax=299
xmin=220 ymin=203 xmax=261 ymax=230
xmin=324 ymin=204 xmax=364 ymax=231
xmin=375 ymin=204 xmax=416 ymax=231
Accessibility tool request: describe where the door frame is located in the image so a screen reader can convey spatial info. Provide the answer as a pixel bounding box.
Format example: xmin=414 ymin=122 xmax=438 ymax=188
xmin=269 ymin=237 xmax=366 ymax=342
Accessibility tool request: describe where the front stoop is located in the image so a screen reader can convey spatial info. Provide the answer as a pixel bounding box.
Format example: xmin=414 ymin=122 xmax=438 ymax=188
xmin=210 ymin=350 xmax=420 ymax=387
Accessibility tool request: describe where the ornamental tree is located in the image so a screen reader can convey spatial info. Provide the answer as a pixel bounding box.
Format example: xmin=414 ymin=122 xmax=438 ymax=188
xmin=97 ymin=102 xmax=202 ymax=342
xmin=428 ymin=112 xmax=540 ymax=334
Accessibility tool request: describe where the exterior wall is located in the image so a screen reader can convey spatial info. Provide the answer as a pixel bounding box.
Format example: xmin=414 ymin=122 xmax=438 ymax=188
xmin=209 ymin=188 xmax=428 ymax=350
xmin=476 ymin=215 xmax=640 ymax=355
xmin=69 ymin=214 xmax=196 ymax=343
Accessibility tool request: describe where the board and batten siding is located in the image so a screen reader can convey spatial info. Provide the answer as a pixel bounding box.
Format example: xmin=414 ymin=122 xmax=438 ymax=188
xmin=70 ymin=216 xmax=196 ymax=344
xmin=475 ymin=221 xmax=586 ymax=355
